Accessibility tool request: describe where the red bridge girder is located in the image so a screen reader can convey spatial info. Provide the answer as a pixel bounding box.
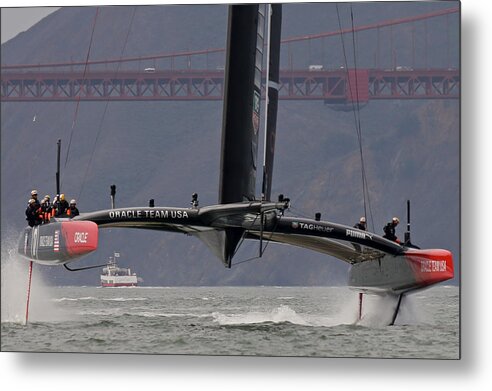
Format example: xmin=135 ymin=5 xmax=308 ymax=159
xmin=0 ymin=69 xmax=459 ymax=102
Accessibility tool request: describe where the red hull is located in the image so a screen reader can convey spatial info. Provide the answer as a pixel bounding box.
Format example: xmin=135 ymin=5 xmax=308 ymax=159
xmin=349 ymin=248 xmax=454 ymax=294
xmin=62 ymin=220 xmax=99 ymax=257
xmin=18 ymin=220 xmax=99 ymax=265
xmin=405 ymin=248 xmax=454 ymax=288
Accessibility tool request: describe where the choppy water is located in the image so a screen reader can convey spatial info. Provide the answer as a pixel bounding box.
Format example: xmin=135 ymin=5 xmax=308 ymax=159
xmin=1 ymin=280 xmax=459 ymax=358
xmin=1 ymin=238 xmax=459 ymax=358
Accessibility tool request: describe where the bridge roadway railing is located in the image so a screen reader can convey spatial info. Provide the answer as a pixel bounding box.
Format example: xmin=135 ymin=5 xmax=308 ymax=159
xmin=1 ymin=68 xmax=459 ymax=102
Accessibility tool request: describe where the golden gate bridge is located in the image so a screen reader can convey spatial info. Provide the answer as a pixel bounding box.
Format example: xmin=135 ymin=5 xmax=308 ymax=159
xmin=0 ymin=6 xmax=459 ymax=104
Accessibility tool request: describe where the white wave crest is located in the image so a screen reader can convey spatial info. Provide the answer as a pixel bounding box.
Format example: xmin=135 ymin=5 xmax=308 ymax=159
xmin=53 ymin=296 xmax=97 ymax=302
xmin=130 ymin=311 xmax=210 ymax=318
xmin=212 ymin=305 xmax=311 ymax=326
xmin=104 ymin=297 xmax=148 ymax=302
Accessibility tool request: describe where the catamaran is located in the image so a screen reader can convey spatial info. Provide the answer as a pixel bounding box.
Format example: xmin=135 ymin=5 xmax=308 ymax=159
xmin=17 ymin=4 xmax=453 ymax=324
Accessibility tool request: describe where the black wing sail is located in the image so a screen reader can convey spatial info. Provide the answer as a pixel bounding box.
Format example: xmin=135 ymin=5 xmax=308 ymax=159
xmin=218 ymin=4 xmax=267 ymax=266
xmin=262 ymin=4 xmax=282 ymax=201
xmin=219 ymin=4 xmax=265 ymax=204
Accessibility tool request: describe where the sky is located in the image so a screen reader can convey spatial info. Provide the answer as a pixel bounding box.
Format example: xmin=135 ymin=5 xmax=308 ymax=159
xmin=0 ymin=1 xmax=224 ymax=44
xmin=1 ymin=7 xmax=59 ymax=43
xmin=0 ymin=1 xmax=193 ymax=44
xmin=0 ymin=0 xmax=491 ymax=389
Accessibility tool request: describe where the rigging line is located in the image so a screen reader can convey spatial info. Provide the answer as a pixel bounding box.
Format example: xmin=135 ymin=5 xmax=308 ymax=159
xmin=232 ymin=207 xmax=281 ymax=260
xmin=64 ymin=7 xmax=100 ymax=169
xmin=257 ymin=214 xmax=281 ymax=255
xmin=232 ymin=232 xmax=249 ymax=259
xmin=77 ymin=6 xmax=137 ymax=202
xmin=336 ymin=6 xmax=365 ymax=210
xmin=336 ymin=4 xmax=372 ymax=230
xmin=231 ymin=213 xmax=261 ymax=258
xmin=336 ymin=4 xmax=360 ymax=135
xmin=232 ymin=255 xmax=261 ymax=266
xmin=288 ymin=206 xmax=312 ymax=220
xmin=231 ymin=208 xmax=278 ymax=258
xmin=233 ymin=217 xmax=281 ymax=266
xmin=350 ymin=5 xmax=375 ymax=232
xmin=347 ymin=6 xmax=368 ymax=224
xmin=349 ymin=7 xmax=369 ymax=223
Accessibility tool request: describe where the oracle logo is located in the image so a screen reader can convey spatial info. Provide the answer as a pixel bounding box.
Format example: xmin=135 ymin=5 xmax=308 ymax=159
xmin=74 ymin=232 xmax=88 ymax=243
xmin=420 ymin=259 xmax=447 ymax=273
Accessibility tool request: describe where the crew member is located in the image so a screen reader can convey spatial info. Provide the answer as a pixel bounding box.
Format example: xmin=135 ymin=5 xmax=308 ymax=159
xmin=40 ymin=195 xmax=52 ymax=222
xmin=30 ymin=189 xmax=40 ymax=208
xmin=25 ymin=199 xmax=43 ymax=227
xmin=52 ymin=195 xmax=60 ymax=217
xmin=191 ymin=193 xmax=199 ymax=208
xmin=354 ymin=217 xmax=367 ymax=231
xmin=55 ymin=193 xmax=69 ymax=216
xmin=69 ymin=199 xmax=80 ymax=217
xmin=383 ymin=217 xmax=400 ymax=242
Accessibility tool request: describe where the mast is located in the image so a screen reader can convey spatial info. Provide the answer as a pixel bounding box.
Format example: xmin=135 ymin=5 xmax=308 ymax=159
xmin=110 ymin=185 xmax=116 ymax=209
xmin=56 ymin=139 xmax=61 ymax=196
xmin=404 ymin=199 xmax=411 ymax=245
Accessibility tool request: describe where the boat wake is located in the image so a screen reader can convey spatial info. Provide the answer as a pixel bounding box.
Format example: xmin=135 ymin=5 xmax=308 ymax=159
xmin=212 ymin=290 xmax=429 ymax=328
xmin=213 ymin=305 xmax=310 ymax=326
xmin=1 ymin=231 xmax=69 ymax=324
xmin=355 ymin=292 xmax=432 ymax=327
xmin=53 ymin=296 xmax=148 ymax=302
xmin=212 ymin=304 xmax=359 ymax=328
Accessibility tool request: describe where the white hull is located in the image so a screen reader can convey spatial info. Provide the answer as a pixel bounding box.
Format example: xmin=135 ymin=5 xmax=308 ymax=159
xmin=100 ymin=275 xmax=138 ymax=287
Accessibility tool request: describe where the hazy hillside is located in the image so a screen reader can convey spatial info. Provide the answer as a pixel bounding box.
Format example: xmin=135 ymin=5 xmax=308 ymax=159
xmin=1 ymin=3 xmax=459 ymax=286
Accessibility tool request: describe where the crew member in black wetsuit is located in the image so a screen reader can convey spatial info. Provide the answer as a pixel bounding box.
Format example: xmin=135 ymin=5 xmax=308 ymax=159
xmin=55 ymin=193 xmax=70 ymax=216
xmin=25 ymin=199 xmax=43 ymax=227
xmin=354 ymin=217 xmax=367 ymax=231
xmin=69 ymin=199 xmax=80 ymax=217
xmin=383 ymin=217 xmax=400 ymax=242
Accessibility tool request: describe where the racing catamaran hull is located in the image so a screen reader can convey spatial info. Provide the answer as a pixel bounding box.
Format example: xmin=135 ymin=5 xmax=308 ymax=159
xmin=349 ymin=249 xmax=454 ymax=295
xmin=18 ymin=220 xmax=98 ymax=265
xmin=245 ymin=216 xmax=454 ymax=294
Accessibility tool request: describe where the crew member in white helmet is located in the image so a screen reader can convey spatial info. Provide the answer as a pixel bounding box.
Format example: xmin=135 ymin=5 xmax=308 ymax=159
xmin=354 ymin=216 xmax=367 ymax=231
xmin=69 ymin=199 xmax=80 ymax=217
xmin=383 ymin=217 xmax=400 ymax=242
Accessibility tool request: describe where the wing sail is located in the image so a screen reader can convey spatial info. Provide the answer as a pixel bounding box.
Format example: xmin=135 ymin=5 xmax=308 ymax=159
xmin=218 ymin=4 xmax=268 ymax=266
xmin=219 ymin=4 xmax=266 ymax=204
xmin=261 ymin=4 xmax=282 ymax=201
